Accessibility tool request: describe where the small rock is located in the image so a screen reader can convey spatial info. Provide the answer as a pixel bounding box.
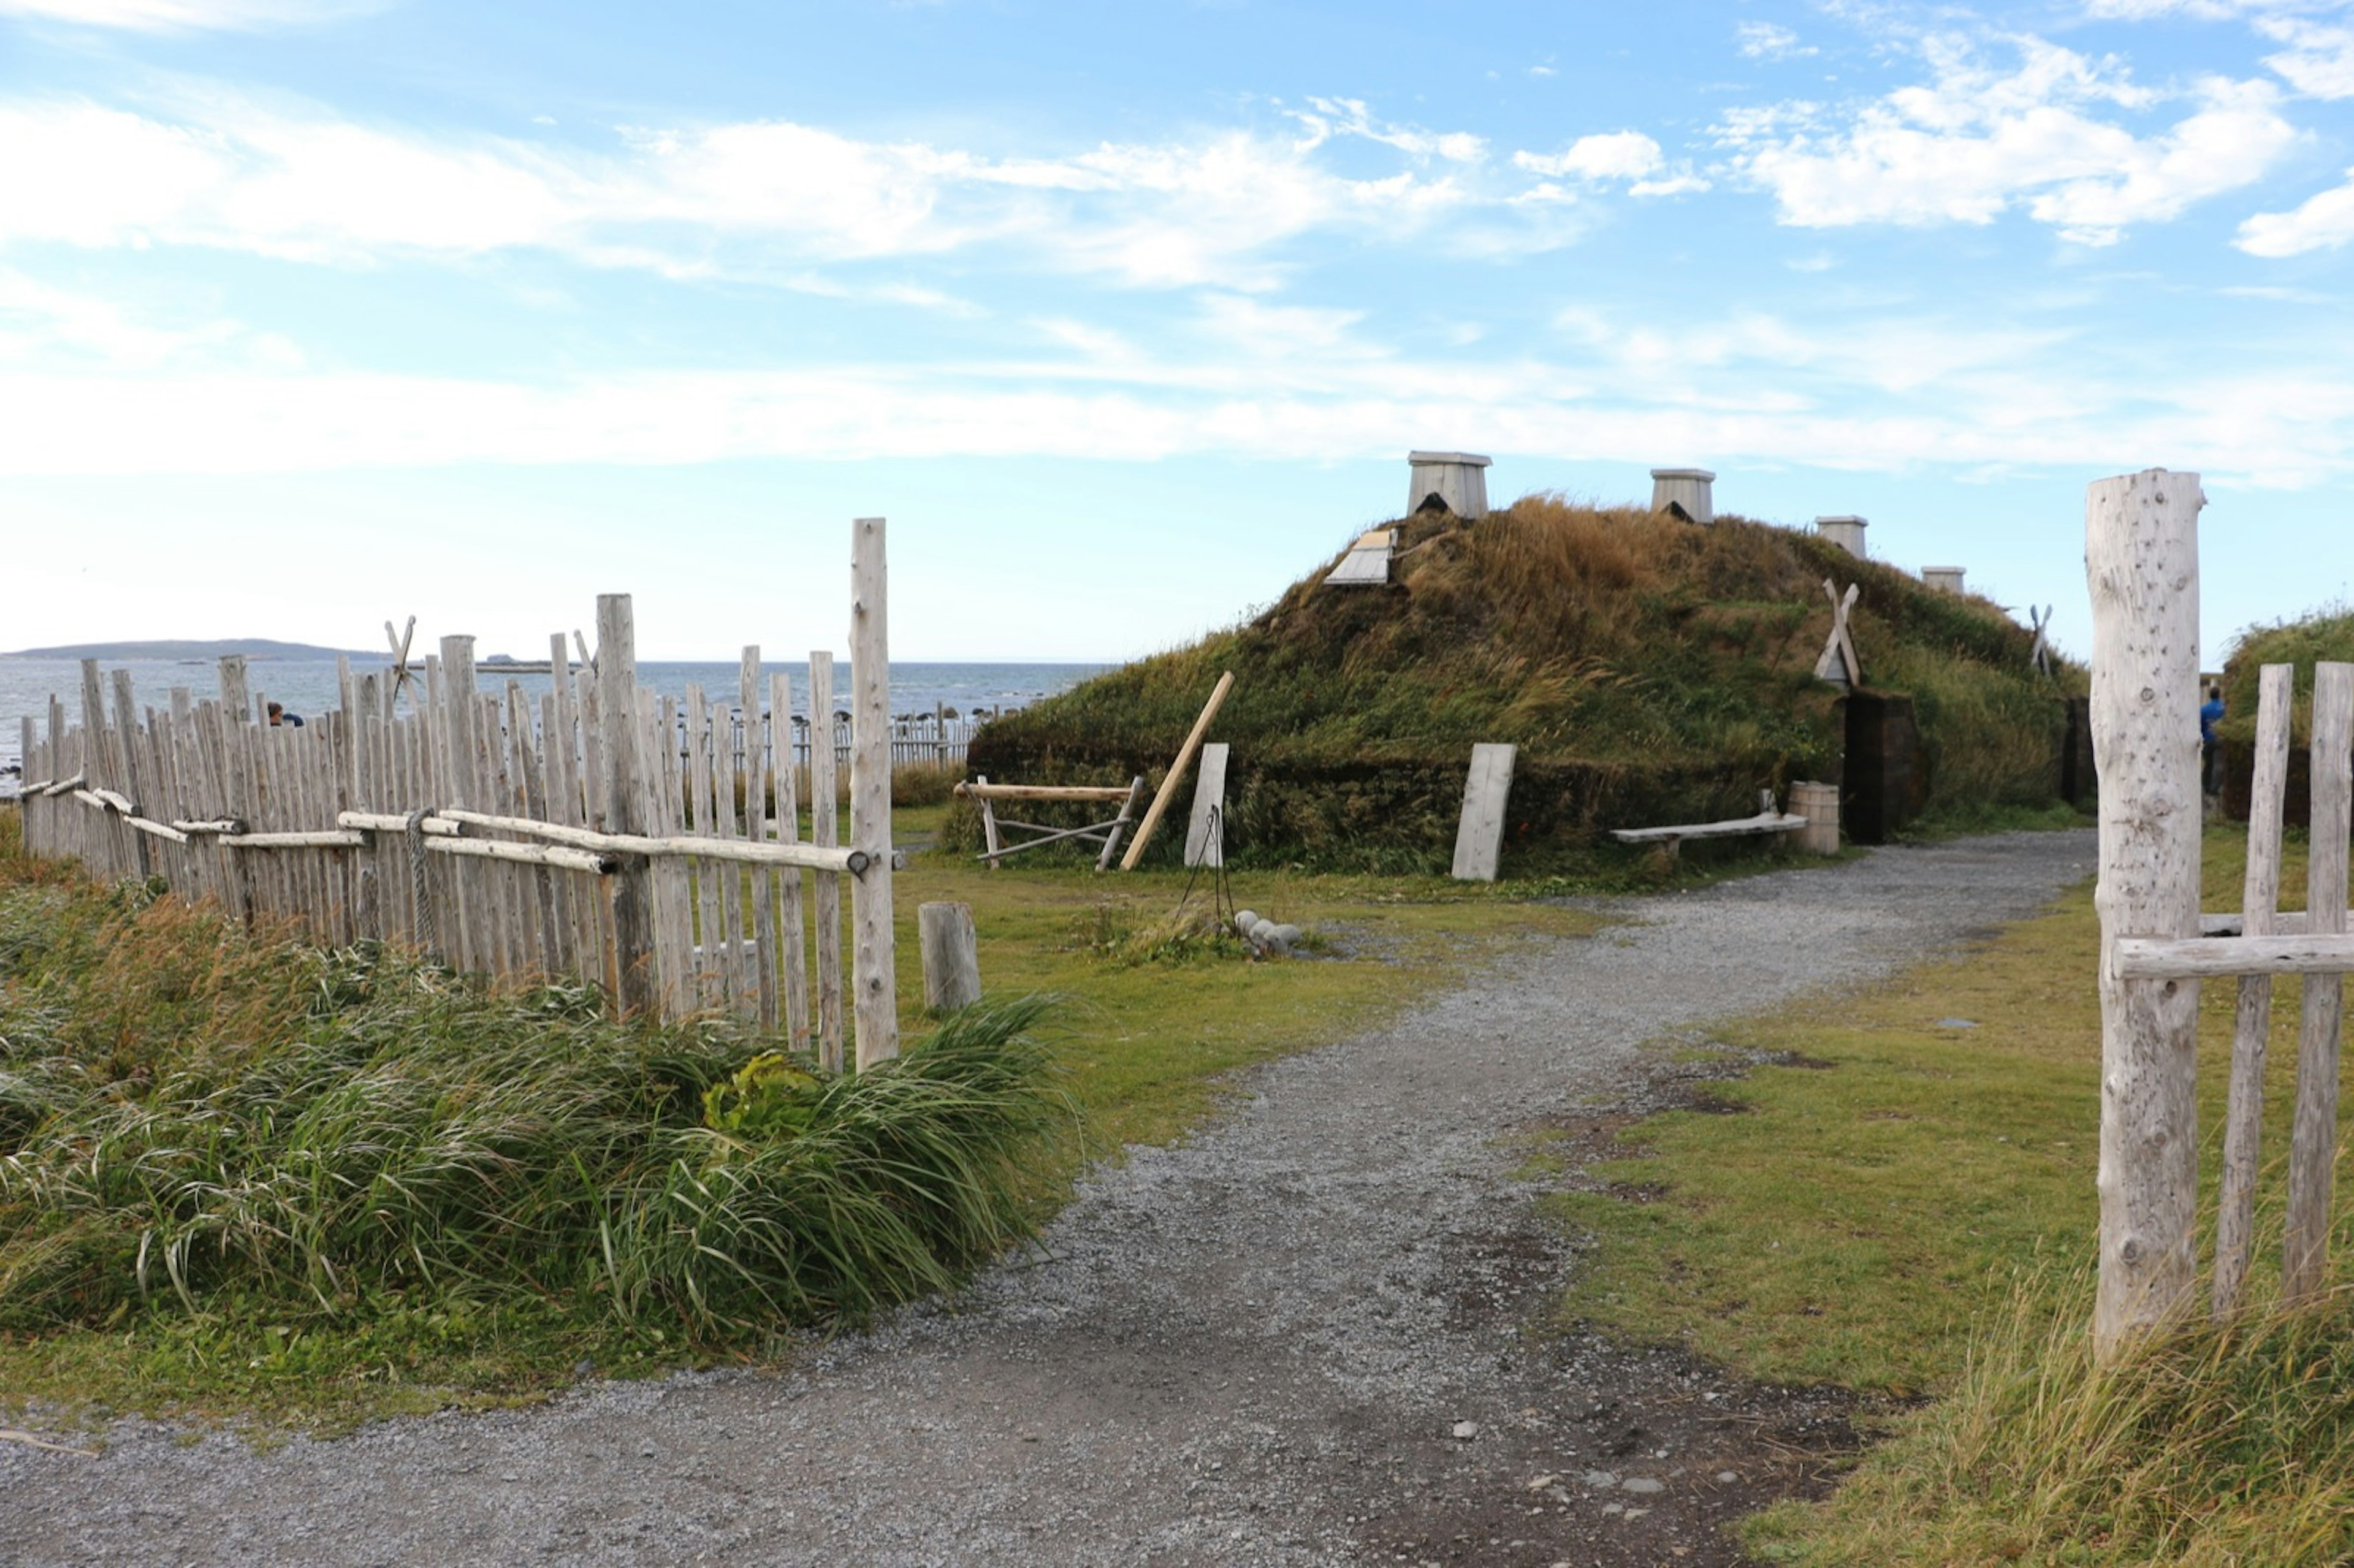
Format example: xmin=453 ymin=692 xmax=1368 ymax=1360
xmin=1267 ymin=923 xmax=1303 ymax=946
xmin=1526 ymin=1474 xmax=1558 ymax=1492
xmin=1233 ymin=910 xmax=1260 ymax=936
xmin=1450 ymin=1420 xmax=1479 ymax=1441
xmin=1623 ymin=1507 xmax=1650 ymax=1521
xmin=1621 ymin=1477 xmax=1665 ymax=1495
xmin=1715 ymin=1470 xmax=1739 ymax=1484
xmin=1936 ymin=1017 xmax=1979 ymax=1029
xmin=1580 ymin=1471 xmax=1618 ymax=1488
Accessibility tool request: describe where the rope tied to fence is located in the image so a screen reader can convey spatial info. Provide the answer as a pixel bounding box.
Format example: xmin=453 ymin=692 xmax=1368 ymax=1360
xmin=404 ymin=806 xmax=440 ymax=961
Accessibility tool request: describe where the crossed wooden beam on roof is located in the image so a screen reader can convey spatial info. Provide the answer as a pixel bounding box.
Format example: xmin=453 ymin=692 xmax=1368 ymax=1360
xmin=1812 ymin=579 xmax=1862 ymax=688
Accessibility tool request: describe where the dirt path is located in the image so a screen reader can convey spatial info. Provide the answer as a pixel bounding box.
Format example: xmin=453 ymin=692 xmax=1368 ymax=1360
xmin=0 ymin=831 xmax=2095 ymax=1567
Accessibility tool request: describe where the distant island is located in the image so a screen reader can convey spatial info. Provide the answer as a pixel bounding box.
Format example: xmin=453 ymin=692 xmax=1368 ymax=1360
xmin=1 ymin=639 xmax=381 ymax=661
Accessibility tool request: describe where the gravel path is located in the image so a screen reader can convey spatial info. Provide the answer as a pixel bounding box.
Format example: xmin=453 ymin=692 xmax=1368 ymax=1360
xmin=0 ymin=831 xmax=2095 ymax=1568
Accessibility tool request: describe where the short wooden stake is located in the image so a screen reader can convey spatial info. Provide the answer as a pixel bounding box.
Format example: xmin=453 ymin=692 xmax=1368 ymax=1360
xmin=918 ymin=901 xmax=981 ymax=1011
xmin=2085 ymin=468 xmax=2204 ymax=1360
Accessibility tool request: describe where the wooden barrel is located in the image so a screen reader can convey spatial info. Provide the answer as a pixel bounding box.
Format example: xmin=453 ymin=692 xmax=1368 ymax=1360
xmin=1791 ymin=780 xmax=1840 ymax=854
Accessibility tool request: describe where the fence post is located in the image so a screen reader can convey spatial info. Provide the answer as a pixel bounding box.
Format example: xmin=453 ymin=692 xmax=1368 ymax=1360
xmin=2284 ymin=662 xmax=2353 ymax=1301
xmin=850 ymin=517 xmax=899 ymax=1067
xmin=596 ymin=594 xmax=658 ymax=1014
xmin=919 ymin=901 xmax=981 ymax=1010
xmin=2085 ymin=468 xmax=2204 ymax=1360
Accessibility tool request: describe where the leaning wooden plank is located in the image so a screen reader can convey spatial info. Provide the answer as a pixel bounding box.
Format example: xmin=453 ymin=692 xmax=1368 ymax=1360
xmin=2214 ymin=661 xmax=2293 ymax=1319
xmin=771 ymin=669 xmax=810 ymax=1049
xmin=1452 ymin=742 xmax=1517 ymax=881
xmin=1183 ymin=744 xmax=1230 ymax=869
xmin=1119 ymin=669 xmax=1236 ymax=871
xmin=427 ymin=837 xmax=613 ymax=875
xmin=2285 ymin=660 xmax=2352 ymax=1304
xmin=687 ymin=686 xmax=723 ymax=1011
xmin=848 ymin=516 xmax=899 ymax=1068
xmin=124 ymin=816 xmax=191 ymax=845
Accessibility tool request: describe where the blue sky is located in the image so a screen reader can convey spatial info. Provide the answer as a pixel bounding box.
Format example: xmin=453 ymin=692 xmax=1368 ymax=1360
xmin=4 ymin=0 xmax=2353 ymax=664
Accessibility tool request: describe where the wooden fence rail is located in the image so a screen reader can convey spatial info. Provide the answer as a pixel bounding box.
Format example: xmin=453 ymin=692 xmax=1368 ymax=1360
xmin=13 ymin=524 xmax=904 ymax=1069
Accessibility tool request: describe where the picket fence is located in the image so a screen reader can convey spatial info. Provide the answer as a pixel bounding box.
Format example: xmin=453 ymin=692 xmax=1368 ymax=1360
xmin=13 ymin=520 xmax=903 ymax=1070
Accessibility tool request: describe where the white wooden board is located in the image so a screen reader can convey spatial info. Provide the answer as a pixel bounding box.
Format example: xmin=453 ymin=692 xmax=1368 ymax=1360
xmin=1450 ymin=742 xmax=1516 ymax=882
xmin=1184 ymin=742 xmax=1228 ymax=868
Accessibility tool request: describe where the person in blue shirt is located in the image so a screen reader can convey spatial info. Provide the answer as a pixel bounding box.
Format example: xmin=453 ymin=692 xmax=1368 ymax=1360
xmin=2200 ymin=684 xmax=2225 ymax=797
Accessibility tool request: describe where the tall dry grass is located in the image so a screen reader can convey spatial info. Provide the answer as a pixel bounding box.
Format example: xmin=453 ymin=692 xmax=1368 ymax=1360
xmin=1748 ymin=1268 xmax=2354 ymax=1565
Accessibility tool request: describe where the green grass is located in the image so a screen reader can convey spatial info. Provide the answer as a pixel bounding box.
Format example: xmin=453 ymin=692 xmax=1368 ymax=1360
xmin=1537 ymin=822 xmax=2354 ymax=1562
xmin=2215 ymin=601 xmax=2354 ymax=748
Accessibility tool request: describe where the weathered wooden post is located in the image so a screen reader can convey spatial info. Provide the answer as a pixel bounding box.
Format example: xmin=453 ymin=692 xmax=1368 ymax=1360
xmin=918 ymin=901 xmax=981 ymax=1011
xmin=2085 ymin=468 xmax=2204 ymax=1360
xmin=2213 ymin=663 xmax=2292 ymax=1317
xmin=596 ymin=595 xmax=658 ymax=1015
xmin=2284 ymin=662 xmax=2352 ymax=1301
xmin=850 ymin=517 xmax=900 ymax=1068
xmin=809 ymin=650 xmax=844 ymax=1070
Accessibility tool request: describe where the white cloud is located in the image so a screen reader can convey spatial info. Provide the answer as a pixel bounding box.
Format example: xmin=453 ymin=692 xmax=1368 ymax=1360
xmin=2236 ymin=163 xmax=2354 ymax=251
xmin=0 ymin=91 xmax=1552 ymax=291
xmin=1737 ymin=21 xmax=1818 ymax=60
xmin=0 ymin=0 xmax=382 ymax=29
xmin=1515 ymin=131 xmax=1663 ymax=181
xmin=1720 ymin=36 xmax=2300 ymax=243
xmin=2255 ymin=13 xmax=2354 ymax=97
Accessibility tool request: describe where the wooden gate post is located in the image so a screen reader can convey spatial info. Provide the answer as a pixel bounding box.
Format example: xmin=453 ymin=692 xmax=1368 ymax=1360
xmin=2085 ymin=468 xmax=2205 ymax=1360
xmin=850 ymin=517 xmax=900 ymax=1068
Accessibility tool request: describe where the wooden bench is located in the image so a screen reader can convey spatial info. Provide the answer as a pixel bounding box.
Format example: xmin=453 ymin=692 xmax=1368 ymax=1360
xmin=1609 ymin=790 xmax=1810 ymax=861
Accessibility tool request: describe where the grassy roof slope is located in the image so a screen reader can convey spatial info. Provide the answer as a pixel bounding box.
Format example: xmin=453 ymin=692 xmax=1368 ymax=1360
xmin=970 ymin=495 xmax=2074 ymax=866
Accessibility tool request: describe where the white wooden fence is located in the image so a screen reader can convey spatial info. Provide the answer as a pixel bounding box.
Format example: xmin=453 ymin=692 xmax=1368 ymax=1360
xmin=2087 ymin=470 xmax=2350 ymax=1357
xmin=13 ymin=519 xmax=904 ymax=1070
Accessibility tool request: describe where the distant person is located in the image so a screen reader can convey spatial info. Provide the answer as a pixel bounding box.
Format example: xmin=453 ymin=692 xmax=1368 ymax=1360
xmin=2200 ymin=683 xmax=2225 ymax=797
xmin=266 ymin=701 xmax=305 ymax=728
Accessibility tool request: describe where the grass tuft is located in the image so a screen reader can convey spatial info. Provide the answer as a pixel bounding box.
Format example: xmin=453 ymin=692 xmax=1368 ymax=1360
xmin=1746 ymin=1269 xmax=2354 ymax=1566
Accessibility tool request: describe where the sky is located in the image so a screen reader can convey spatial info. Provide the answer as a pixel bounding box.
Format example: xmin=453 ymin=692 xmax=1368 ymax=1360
xmin=3 ymin=0 xmax=2353 ymax=664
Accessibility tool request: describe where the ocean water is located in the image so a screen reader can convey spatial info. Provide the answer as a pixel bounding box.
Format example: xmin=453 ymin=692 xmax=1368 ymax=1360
xmin=0 ymin=658 xmax=1107 ymax=794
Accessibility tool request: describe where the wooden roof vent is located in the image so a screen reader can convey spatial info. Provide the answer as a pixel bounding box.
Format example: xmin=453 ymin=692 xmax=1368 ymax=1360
xmin=1407 ymin=451 xmax=1491 ymax=520
xmin=1816 ymin=516 xmax=1868 ymax=558
xmin=1650 ymin=467 xmax=1716 ymax=524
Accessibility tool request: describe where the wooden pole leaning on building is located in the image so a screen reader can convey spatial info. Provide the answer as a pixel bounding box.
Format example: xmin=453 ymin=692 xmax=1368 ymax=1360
xmin=1118 ymin=671 xmax=1235 ymax=871
xmin=2085 ymin=468 xmax=2206 ymax=1361
xmin=849 ymin=517 xmax=900 ymax=1068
